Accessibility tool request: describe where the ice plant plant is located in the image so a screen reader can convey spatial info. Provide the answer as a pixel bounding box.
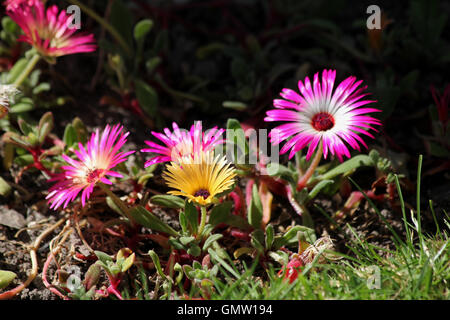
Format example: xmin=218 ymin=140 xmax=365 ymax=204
xmin=6 ymin=0 xmax=96 ymax=86
xmin=141 ymin=121 xmax=225 ymax=167
xmin=46 ymin=124 xmax=134 ymax=216
xmin=265 ymin=69 xmax=381 ymax=190
xmin=163 ymin=151 xmax=236 ymax=236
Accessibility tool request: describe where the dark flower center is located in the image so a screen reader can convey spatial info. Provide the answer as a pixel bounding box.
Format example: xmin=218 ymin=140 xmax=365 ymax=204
xmin=311 ymin=112 xmax=335 ymax=131
xmin=86 ymin=168 xmax=103 ymax=184
xmin=194 ymin=189 xmax=210 ymax=199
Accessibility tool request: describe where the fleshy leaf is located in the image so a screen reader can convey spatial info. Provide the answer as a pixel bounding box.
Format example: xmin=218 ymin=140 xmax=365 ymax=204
xmin=184 ymin=200 xmax=199 ymax=234
xmin=209 ymin=201 xmax=250 ymax=230
xmin=320 ymin=155 xmax=375 ymax=180
xmin=148 ymin=250 xmax=169 ymax=281
xmin=150 ymin=195 xmax=184 ymax=209
xmin=134 ymin=19 xmax=153 ymax=42
xmin=83 ymin=264 xmax=101 ymax=290
xmin=129 ymin=205 xmax=179 ymax=237
xmin=0 ymin=270 xmax=16 ymax=289
xmin=306 ymin=179 xmax=334 ymax=201
xmin=265 ymin=224 xmax=274 ymax=250
xmin=248 ymin=183 xmax=263 ymax=229
xmin=202 ymin=234 xmax=223 ymax=251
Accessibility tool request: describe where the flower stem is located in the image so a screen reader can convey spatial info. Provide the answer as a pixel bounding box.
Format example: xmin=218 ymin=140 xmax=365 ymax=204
xmin=296 ymin=140 xmax=323 ymax=191
xmin=197 ymin=206 xmax=208 ymax=239
xmin=12 ymin=54 xmax=40 ymax=87
xmin=99 ymin=183 xmax=133 ymax=224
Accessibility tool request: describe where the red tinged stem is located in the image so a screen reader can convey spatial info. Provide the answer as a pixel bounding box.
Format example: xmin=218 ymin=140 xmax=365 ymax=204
xmin=42 ymin=253 xmax=70 ymax=300
xmin=106 ymin=284 xmax=123 ymax=300
xmin=229 ymin=191 xmax=242 ymax=216
xmin=297 ymin=141 xmax=323 ymax=191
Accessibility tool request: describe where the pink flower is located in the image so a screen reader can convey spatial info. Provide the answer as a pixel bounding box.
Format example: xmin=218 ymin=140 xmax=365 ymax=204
xmin=265 ymin=69 xmax=381 ymax=161
xmin=47 ymin=124 xmax=134 ymax=210
xmin=141 ymin=121 xmax=225 ymax=167
xmin=6 ymin=1 xmax=96 ymax=58
xmin=4 ymin=0 xmax=39 ymax=11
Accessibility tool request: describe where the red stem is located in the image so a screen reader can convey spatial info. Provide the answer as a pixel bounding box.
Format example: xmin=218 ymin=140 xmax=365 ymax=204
xmin=42 ymin=253 xmax=70 ymax=300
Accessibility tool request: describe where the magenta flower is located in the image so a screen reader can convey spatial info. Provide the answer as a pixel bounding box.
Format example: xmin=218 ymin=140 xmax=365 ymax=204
xmin=4 ymin=0 xmax=39 ymax=11
xmin=141 ymin=121 xmax=225 ymax=167
xmin=265 ymin=69 xmax=381 ymax=162
xmin=46 ymin=124 xmax=134 ymax=210
xmin=6 ymin=0 xmax=96 ymax=58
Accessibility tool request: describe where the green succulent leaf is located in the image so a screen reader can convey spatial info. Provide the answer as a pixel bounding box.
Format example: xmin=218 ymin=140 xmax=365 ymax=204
xmin=17 ymin=118 xmax=32 ymax=136
xmin=184 ymin=200 xmax=199 ymax=234
xmin=148 ymin=250 xmax=169 ymax=281
xmin=265 ymin=224 xmax=274 ymax=250
xmin=226 ymin=118 xmax=249 ymax=161
xmin=0 ymin=177 xmax=12 ymax=197
xmin=266 ymin=162 xmax=296 ymax=183
xmin=248 ymin=184 xmax=263 ymax=229
xmin=129 ymin=205 xmax=179 ymax=237
xmin=250 ymin=229 xmax=265 ymax=253
xmin=134 ymin=19 xmax=153 ymax=42
xmin=150 ymin=194 xmax=185 ymax=209
xmin=273 ymin=225 xmax=316 ymax=250
xmin=135 ymin=79 xmax=158 ymax=117
xmin=187 ymin=244 xmax=202 ymax=257
xmin=179 ymin=236 xmax=196 ymax=246
xmin=320 ymin=154 xmax=374 ymax=181
xmin=183 ymin=265 xmax=194 ymax=280
xmin=0 ymin=270 xmax=16 ymax=289
xmin=37 ymin=112 xmax=53 ymax=144
xmin=6 ymin=58 xmax=27 ymax=83
xmin=94 ymin=251 xmax=113 ymax=265
xmin=179 ymin=210 xmax=188 ymax=234
xmin=209 ymin=201 xmax=250 ymax=230
xmin=63 ymin=124 xmax=77 ymax=148
xmin=306 ymin=179 xmax=334 ymax=201
xmin=83 ymin=264 xmax=101 ymax=291
xmin=121 ymin=253 xmax=135 ymax=272
xmin=202 ymin=234 xmax=223 ymax=251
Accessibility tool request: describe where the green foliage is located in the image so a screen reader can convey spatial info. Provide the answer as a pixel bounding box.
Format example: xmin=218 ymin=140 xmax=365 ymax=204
xmin=248 ymin=183 xmax=263 ymax=229
xmin=0 ymin=270 xmax=16 ymax=290
xmin=95 ymin=248 xmax=135 ymax=278
xmin=150 ymin=195 xmax=185 ymax=209
xmin=129 ymin=206 xmax=179 ymax=237
xmin=209 ymin=201 xmax=250 ymax=230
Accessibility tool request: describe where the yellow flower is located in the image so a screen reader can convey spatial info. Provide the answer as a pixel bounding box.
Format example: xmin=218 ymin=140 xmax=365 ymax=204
xmin=163 ymin=151 xmax=236 ymax=206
